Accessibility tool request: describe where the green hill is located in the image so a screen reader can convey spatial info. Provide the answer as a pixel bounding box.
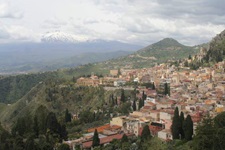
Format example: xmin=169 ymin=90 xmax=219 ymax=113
xmin=100 ymin=38 xmax=198 ymax=69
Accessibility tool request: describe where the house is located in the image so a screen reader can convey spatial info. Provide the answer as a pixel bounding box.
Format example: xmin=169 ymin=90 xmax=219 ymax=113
xmin=110 ymin=70 xmax=119 ymax=76
xmin=123 ymin=118 xmax=141 ymax=136
xmin=149 ymin=110 xmax=160 ymax=122
xmin=76 ymin=77 xmax=99 ymax=86
xmin=159 ymin=109 xmax=174 ymax=121
xmin=162 ymin=119 xmax=172 ymax=130
xmin=157 ymin=129 xmax=172 ymax=141
xmin=110 ymin=116 xmax=126 ymax=127
xmin=114 ymin=79 xmax=126 ymax=87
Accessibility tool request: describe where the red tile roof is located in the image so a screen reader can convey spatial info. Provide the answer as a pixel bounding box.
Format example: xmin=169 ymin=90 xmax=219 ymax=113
xmin=87 ymin=124 xmax=122 ymax=133
xmin=82 ymin=134 xmax=129 ymax=148
xmin=87 ymin=124 xmax=110 ymax=133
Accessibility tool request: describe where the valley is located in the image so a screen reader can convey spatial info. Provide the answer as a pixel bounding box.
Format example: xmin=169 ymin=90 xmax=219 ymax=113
xmin=0 ymin=30 xmax=225 ymax=150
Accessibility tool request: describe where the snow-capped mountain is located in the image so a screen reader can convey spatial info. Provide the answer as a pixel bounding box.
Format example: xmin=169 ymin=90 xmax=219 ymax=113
xmin=41 ymin=31 xmax=89 ymax=43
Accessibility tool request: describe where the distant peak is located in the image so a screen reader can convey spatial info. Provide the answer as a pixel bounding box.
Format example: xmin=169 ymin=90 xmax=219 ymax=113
xmin=41 ymin=31 xmax=89 ymax=43
xmin=160 ymin=38 xmax=179 ymax=43
xmin=153 ymin=38 xmax=182 ymax=47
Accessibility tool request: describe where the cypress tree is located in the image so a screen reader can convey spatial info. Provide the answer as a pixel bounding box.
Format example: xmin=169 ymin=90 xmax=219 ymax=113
xmin=180 ymin=112 xmax=185 ymax=139
xmin=164 ymin=82 xmax=170 ymax=96
xmin=132 ymin=99 xmax=136 ymax=111
xmin=141 ymin=125 xmax=151 ymax=141
xmin=59 ymin=124 xmax=68 ymax=141
xmin=46 ymin=112 xmax=60 ymax=134
xmin=138 ymin=98 xmax=143 ymax=110
xmin=111 ymin=94 xmax=115 ymax=106
xmin=121 ymin=134 xmax=128 ymax=143
xmin=115 ymin=97 xmax=118 ymax=105
xmin=152 ymin=82 xmax=155 ymax=90
xmin=33 ymin=115 xmax=39 ymax=137
xmin=142 ymin=91 xmax=146 ymax=101
xmin=92 ymin=129 xmax=100 ymax=147
xmin=171 ymin=107 xmax=181 ymax=139
xmin=65 ymin=109 xmax=71 ymax=123
xmin=183 ymin=115 xmax=193 ymax=141
xmin=35 ymin=105 xmax=49 ymax=134
xmin=121 ymin=89 xmax=125 ymax=103
xmin=188 ymin=54 xmax=192 ymax=60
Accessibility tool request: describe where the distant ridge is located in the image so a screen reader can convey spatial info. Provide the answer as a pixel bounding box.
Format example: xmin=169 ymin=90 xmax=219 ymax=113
xmin=103 ymin=37 xmax=198 ymax=69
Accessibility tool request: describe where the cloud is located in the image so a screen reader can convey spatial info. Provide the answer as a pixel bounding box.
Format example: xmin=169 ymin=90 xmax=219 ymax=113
xmin=0 ymin=0 xmax=225 ymax=46
xmin=0 ymin=3 xmax=23 ymax=19
xmin=0 ymin=25 xmax=39 ymax=43
xmin=43 ymin=17 xmax=68 ymax=29
xmin=0 ymin=28 xmax=10 ymax=39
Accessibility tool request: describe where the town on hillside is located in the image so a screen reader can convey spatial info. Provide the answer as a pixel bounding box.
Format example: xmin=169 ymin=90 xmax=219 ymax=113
xmin=64 ymin=48 xmax=225 ymax=149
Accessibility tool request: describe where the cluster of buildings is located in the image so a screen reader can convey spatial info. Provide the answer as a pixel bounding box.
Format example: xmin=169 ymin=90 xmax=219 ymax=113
xmin=67 ymin=59 xmax=225 ymax=150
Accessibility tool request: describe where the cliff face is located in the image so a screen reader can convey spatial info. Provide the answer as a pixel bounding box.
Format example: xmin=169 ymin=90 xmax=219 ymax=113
xmin=204 ymin=30 xmax=225 ymax=63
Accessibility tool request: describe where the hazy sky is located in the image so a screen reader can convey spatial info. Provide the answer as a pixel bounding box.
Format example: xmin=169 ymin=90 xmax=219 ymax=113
xmin=0 ymin=0 xmax=225 ymax=46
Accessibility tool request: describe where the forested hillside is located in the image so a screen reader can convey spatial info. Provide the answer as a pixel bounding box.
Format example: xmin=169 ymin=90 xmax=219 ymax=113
xmin=0 ymin=72 xmax=56 ymax=104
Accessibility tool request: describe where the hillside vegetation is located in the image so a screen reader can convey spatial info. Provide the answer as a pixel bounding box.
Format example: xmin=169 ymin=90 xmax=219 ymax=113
xmin=0 ymin=72 xmax=57 ymax=104
xmin=101 ymin=38 xmax=199 ymax=69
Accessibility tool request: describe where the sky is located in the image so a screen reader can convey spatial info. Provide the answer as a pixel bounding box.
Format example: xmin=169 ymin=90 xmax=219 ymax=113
xmin=0 ymin=0 xmax=225 ymax=46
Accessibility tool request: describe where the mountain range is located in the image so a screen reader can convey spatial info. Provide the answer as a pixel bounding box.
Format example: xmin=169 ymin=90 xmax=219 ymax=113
xmin=0 ymin=33 xmax=142 ymax=74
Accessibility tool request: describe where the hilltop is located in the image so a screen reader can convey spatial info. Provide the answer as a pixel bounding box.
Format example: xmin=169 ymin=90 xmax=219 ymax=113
xmin=99 ymin=38 xmax=198 ymax=69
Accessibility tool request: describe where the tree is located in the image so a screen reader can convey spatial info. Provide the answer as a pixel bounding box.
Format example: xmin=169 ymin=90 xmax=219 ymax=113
xmin=164 ymin=82 xmax=170 ymax=96
xmin=46 ymin=112 xmax=60 ymax=134
xmin=141 ymin=125 xmax=151 ymax=141
xmin=35 ymin=105 xmax=49 ymax=134
xmin=179 ymin=112 xmax=185 ymax=139
xmin=110 ymin=94 xmax=115 ymax=107
xmin=121 ymin=134 xmax=128 ymax=143
xmin=13 ymin=117 xmax=26 ymax=136
xmin=65 ymin=109 xmax=71 ymax=123
xmin=214 ymin=111 xmax=225 ymax=128
xmin=193 ymin=115 xmax=215 ymax=150
xmin=79 ymin=110 xmax=95 ymax=123
xmin=14 ymin=136 xmax=25 ymax=150
xmin=33 ymin=115 xmax=39 ymax=137
xmin=152 ymin=82 xmax=155 ymax=90
xmin=188 ymin=54 xmax=192 ymax=60
xmin=183 ymin=115 xmax=193 ymax=141
xmin=58 ymin=144 xmax=70 ymax=150
xmin=121 ymin=89 xmax=126 ymax=103
xmin=142 ymin=91 xmax=147 ymax=101
xmin=115 ymin=97 xmax=118 ymax=105
xmin=171 ymin=107 xmax=181 ymax=139
xmin=138 ymin=98 xmax=144 ymax=110
xmin=59 ymin=124 xmax=68 ymax=141
xmin=25 ymin=136 xmax=39 ymax=150
xmin=92 ymin=129 xmax=100 ymax=147
xmin=132 ymin=99 xmax=136 ymax=111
